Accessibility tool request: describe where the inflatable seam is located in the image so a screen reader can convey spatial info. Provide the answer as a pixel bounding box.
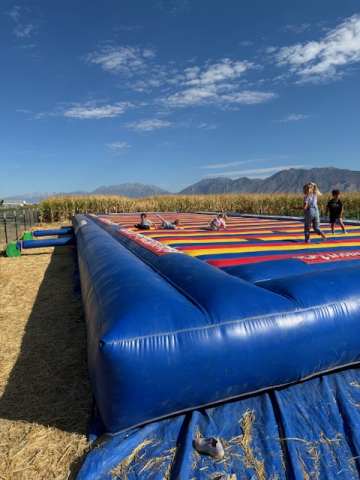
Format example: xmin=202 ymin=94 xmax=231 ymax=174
xmin=145 ymin=265 xmax=213 ymax=325
xmin=255 ymin=284 xmax=301 ymax=304
xmin=99 ymin=303 xmax=360 ymax=345
xmin=97 ymin=297 xmax=359 ymax=345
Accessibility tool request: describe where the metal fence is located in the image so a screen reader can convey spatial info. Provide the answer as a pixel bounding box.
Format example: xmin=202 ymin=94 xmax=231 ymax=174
xmin=0 ymin=208 xmax=40 ymax=245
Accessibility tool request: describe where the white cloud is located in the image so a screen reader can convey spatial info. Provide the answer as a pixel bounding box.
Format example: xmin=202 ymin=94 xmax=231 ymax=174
xmin=199 ymin=159 xmax=265 ymax=169
xmin=275 ymin=15 xmax=360 ymax=83
xmin=160 ymin=58 xmax=275 ymax=108
xmin=180 ymin=59 xmax=253 ymax=87
xmin=107 ymin=142 xmax=130 ymax=149
xmin=221 ymin=90 xmax=277 ymax=104
xmin=163 ymin=85 xmax=217 ymax=107
xmin=34 ymin=111 xmax=58 ymax=120
xmin=126 ymin=118 xmax=171 ymax=131
xmin=156 ymin=0 xmax=190 ymax=14
xmin=120 ymin=68 xmax=167 ymax=92
xmin=85 ymin=45 xmax=156 ymax=75
xmin=164 ymin=87 xmax=276 ymax=107
xmin=106 ymin=142 xmax=130 ymax=154
xmin=63 ymin=102 xmax=131 ymax=119
xmin=281 ymin=23 xmax=311 ymax=34
xmin=31 ymin=100 xmax=133 ymax=121
xmin=85 ymin=44 xmax=168 ymax=92
xmin=6 ymin=7 xmax=21 ymax=22
xmin=277 ymin=114 xmax=311 ymax=122
xmin=143 ymin=49 xmax=156 ymax=58
xmin=113 ymin=24 xmax=143 ymax=33
xmin=197 ymin=123 xmax=217 ymax=130
xmin=239 ymin=41 xmax=253 ymax=47
xmin=14 ymin=43 xmax=36 ymax=49
xmin=14 ymin=23 xmax=37 ymax=37
xmin=206 ymin=165 xmax=308 ymax=177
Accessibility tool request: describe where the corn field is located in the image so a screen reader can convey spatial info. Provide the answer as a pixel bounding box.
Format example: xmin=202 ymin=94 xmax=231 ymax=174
xmin=38 ymin=193 xmax=360 ymax=223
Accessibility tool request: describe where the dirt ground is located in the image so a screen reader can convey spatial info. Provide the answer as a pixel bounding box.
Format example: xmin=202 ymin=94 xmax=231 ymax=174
xmin=0 ymin=223 xmax=92 ymax=480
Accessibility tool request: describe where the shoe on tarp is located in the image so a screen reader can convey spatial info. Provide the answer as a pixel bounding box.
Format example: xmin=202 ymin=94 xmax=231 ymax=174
xmin=193 ymin=436 xmax=224 ymax=459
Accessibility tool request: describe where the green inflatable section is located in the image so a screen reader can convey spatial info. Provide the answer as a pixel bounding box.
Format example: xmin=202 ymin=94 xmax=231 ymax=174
xmin=22 ymin=232 xmax=33 ymax=240
xmin=5 ymin=232 xmax=34 ymax=257
xmin=5 ymin=242 xmax=21 ymax=257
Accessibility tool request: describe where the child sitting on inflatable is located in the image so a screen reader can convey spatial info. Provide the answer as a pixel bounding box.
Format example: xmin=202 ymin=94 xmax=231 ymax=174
xmin=134 ymin=213 xmax=157 ymax=230
xmin=207 ymin=213 xmax=228 ymax=231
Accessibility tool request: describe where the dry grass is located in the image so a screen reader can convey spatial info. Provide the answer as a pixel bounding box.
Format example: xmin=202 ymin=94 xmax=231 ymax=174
xmin=109 ymin=437 xmax=178 ymax=480
xmin=109 ymin=437 xmax=155 ymax=480
xmin=0 ymin=222 xmax=92 ymax=480
xmin=231 ymin=410 xmax=266 ymax=479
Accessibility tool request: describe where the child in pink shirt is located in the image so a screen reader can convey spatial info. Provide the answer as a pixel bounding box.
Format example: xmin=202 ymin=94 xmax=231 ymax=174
xmin=207 ymin=213 xmax=227 ymax=231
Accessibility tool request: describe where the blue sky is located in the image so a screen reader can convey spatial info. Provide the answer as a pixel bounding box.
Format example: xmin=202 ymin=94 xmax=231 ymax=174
xmin=1 ymin=0 xmax=360 ymax=196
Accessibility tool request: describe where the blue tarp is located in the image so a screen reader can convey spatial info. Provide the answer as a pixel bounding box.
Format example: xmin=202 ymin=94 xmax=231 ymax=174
xmin=78 ymin=367 xmax=360 ymax=479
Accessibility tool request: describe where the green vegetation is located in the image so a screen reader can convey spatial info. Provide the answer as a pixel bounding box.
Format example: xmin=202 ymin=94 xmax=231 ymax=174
xmin=38 ymin=193 xmax=360 ymax=222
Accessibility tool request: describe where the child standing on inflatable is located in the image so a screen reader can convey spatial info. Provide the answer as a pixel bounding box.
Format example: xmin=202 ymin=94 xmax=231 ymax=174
xmin=207 ymin=213 xmax=228 ymax=231
xmin=156 ymin=214 xmax=180 ymax=229
xmin=292 ymin=182 xmax=327 ymax=243
xmin=134 ymin=213 xmax=157 ymax=230
xmin=325 ymin=189 xmax=347 ymax=235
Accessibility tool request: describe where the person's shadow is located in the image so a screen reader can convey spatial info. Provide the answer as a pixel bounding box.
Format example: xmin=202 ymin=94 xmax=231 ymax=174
xmin=0 ymin=245 xmax=92 ymax=478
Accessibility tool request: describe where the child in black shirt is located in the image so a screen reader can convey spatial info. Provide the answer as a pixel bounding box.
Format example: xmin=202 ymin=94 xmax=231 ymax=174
xmin=134 ymin=213 xmax=157 ymax=230
xmin=325 ymin=189 xmax=347 ymax=234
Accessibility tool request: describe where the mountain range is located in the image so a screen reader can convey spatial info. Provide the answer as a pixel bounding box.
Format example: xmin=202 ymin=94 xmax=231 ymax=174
xmin=3 ymin=167 xmax=360 ymax=204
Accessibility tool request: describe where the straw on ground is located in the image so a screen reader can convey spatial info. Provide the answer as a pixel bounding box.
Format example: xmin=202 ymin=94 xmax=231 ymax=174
xmin=0 ymin=222 xmax=92 ymax=480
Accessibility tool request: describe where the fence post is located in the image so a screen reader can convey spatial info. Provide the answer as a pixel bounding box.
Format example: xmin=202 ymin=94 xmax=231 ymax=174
xmin=23 ymin=209 xmax=26 ymax=230
xmin=14 ymin=210 xmax=18 ymax=239
xmin=4 ymin=213 xmax=8 ymax=243
xmin=29 ymin=209 xmax=32 ymax=228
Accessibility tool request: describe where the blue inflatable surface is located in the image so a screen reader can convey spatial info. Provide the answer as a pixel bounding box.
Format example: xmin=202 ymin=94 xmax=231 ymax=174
xmin=73 ymin=212 xmax=360 ymax=478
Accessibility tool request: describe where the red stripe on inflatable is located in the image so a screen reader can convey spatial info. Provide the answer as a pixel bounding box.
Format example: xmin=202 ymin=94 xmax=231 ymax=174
xmin=116 ymin=229 xmax=181 ymax=256
xmin=206 ymin=254 xmax=299 ymax=267
xmin=206 ymin=249 xmax=360 ymax=267
xmin=297 ymin=250 xmax=360 ymax=264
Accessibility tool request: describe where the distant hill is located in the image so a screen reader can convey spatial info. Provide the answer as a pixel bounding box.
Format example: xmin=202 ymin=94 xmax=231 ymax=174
xmin=179 ymin=177 xmax=263 ymax=194
xmin=3 ymin=184 xmax=171 ymax=204
xmin=90 ymin=183 xmax=171 ymax=198
xmin=2 ymin=191 xmax=58 ymax=204
xmin=179 ymin=167 xmax=360 ymax=194
xmin=3 ymin=167 xmax=360 ymax=204
xmin=256 ymin=167 xmax=360 ymax=193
